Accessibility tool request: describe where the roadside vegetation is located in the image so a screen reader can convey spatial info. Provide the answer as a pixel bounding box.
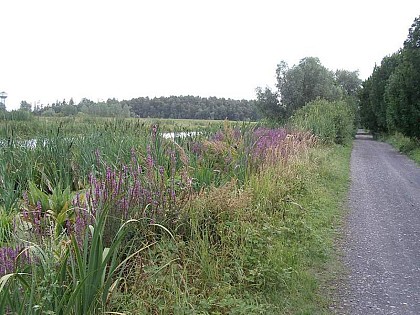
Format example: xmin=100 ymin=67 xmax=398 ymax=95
xmin=359 ymin=15 xmax=419 ymax=161
xmin=0 ymin=97 xmax=354 ymax=313
xmin=382 ymin=132 xmax=420 ymax=165
xmin=1 ymin=12 xmax=416 ymax=315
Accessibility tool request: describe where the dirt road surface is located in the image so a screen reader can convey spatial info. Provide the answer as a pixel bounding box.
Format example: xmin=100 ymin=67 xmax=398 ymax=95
xmin=341 ymin=133 xmax=420 ymax=314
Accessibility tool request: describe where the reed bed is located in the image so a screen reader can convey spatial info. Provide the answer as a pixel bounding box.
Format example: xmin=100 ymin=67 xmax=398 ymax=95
xmin=0 ymin=114 xmax=349 ymax=314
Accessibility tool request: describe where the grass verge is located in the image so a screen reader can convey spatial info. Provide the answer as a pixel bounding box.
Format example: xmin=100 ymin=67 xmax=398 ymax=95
xmin=0 ymin=120 xmax=352 ymax=314
xmin=382 ymin=132 xmax=420 ymax=165
xmin=262 ymin=144 xmax=352 ymax=313
xmin=110 ymin=144 xmax=352 ymax=314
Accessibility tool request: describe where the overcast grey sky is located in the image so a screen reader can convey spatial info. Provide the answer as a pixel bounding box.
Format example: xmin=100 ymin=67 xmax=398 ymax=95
xmin=1 ymin=0 xmax=419 ymax=110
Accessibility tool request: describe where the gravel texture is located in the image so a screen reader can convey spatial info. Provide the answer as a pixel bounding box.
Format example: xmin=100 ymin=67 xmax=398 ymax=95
xmin=339 ymin=133 xmax=420 ymax=314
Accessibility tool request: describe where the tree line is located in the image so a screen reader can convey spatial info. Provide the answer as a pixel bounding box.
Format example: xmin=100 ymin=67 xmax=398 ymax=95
xmin=18 ymin=95 xmax=260 ymax=121
xmin=359 ymin=15 xmax=420 ymax=139
xmin=7 ymin=56 xmax=370 ymax=125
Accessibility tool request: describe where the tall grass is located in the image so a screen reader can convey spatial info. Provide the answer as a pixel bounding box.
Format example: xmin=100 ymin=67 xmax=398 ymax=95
xmin=0 ymin=115 xmax=351 ymax=313
xmin=0 ymin=201 xmax=156 ymax=314
xmin=382 ymin=132 xmax=420 ymax=165
xmin=110 ymin=140 xmax=350 ymax=314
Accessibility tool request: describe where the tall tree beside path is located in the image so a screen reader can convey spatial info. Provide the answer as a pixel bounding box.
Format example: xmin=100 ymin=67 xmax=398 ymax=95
xmin=385 ymin=16 xmax=420 ymax=138
xmin=335 ymin=69 xmax=362 ymax=97
xmin=256 ymin=57 xmax=359 ymax=121
xmin=359 ymin=15 xmax=420 ymax=138
xmin=277 ymin=57 xmax=342 ymax=116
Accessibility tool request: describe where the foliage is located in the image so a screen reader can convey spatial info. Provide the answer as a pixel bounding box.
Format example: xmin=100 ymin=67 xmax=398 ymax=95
xmin=360 ymin=15 xmax=420 ymax=139
xmin=112 ymin=142 xmax=351 ymax=314
xmin=255 ymin=87 xmax=286 ymax=122
xmin=0 ymin=115 xmax=351 ymax=314
xmin=257 ymin=57 xmax=360 ymax=121
xmin=277 ymin=57 xmax=342 ymax=116
xmin=0 ymin=199 xmax=151 ymax=314
xmin=290 ymin=99 xmax=356 ymax=144
xmin=0 ymin=109 xmax=33 ymax=121
xmin=0 ymin=210 xmax=13 ymax=245
xmin=359 ymin=53 xmax=401 ymax=133
xmin=383 ymin=132 xmax=420 ymax=165
xmin=335 ymin=69 xmax=363 ymax=97
xmin=126 ymin=96 xmax=260 ymax=121
xmin=20 ymin=101 xmax=32 ymax=112
xmin=30 ymin=95 xmax=261 ymax=121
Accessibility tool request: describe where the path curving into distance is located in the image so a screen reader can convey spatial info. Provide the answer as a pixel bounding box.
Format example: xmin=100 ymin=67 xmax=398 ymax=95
xmin=341 ymin=131 xmax=420 ymax=314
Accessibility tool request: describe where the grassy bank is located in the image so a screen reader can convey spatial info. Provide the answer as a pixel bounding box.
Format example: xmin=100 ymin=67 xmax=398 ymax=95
xmin=266 ymin=144 xmax=351 ymax=313
xmin=382 ymin=132 xmax=420 ymax=165
xmin=252 ymin=144 xmax=351 ymax=313
xmin=108 ymin=143 xmax=352 ymax=314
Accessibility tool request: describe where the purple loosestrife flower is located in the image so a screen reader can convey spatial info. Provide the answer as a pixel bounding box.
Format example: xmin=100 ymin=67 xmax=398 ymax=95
xmin=76 ymin=192 xmax=82 ymax=210
xmin=146 ymin=146 xmax=154 ymax=169
xmin=159 ymin=166 xmax=165 ymax=177
xmin=252 ymin=128 xmax=288 ymax=163
xmin=146 ymin=145 xmax=156 ymax=189
xmin=74 ymin=208 xmax=91 ymax=246
xmin=191 ymin=142 xmax=203 ymax=156
xmin=131 ymin=180 xmax=141 ymax=202
xmin=95 ymin=180 xmax=101 ymax=202
xmin=106 ymin=166 xmax=112 ymax=183
xmin=170 ymin=150 xmax=176 ymax=204
xmin=95 ymin=149 xmax=101 ymax=166
xmin=122 ymin=197 xmax=129 ymax=219
xmin=151 ymin=124 xmax=158 ymax=138
xmin=233 ymin=128 xmax=242 ymax=141
xmin=0 ymin=245 xmax=30 ymax=277
xmin=22 ymin=208 xmax=29 ymax=221
xmin=84 ymin=148 xmax=184 ymax=229
xmin=212 ymin=130 xmax=225 ymax=142
xmin=31 ymin=201 xmax=43 ymax=235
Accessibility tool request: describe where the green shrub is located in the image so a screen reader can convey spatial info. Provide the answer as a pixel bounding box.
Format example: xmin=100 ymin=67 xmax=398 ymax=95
xmin=386 ymin=132 xmax=418 ymax=152
xmin=385 ymin=132 xmax=420 ymax=165
xmin=290 ymin=99 xmax=355 ymax=144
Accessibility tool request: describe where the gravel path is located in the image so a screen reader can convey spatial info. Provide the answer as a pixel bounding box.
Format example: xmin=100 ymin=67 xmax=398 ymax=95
xmin=341 ymin=133 xmax=420 ymax=314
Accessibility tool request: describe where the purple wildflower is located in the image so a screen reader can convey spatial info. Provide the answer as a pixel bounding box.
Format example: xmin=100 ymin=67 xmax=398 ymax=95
xmin=0 ymin=245 xmax=31 ymax=277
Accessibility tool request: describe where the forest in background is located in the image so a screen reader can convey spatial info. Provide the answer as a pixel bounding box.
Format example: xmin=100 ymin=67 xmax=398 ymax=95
xmin=2 ymin=95 xmax=260 ymax=122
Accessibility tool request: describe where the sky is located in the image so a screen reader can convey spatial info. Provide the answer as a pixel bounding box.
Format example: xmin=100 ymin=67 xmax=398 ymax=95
xmin=1 ymin=0 xmax=419 ymax=110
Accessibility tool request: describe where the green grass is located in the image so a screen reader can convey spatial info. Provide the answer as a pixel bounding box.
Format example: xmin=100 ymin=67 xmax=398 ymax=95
xmin=108 ymin=144 xmax=352 ymax=314
xmin=256 ymin=144 xmax=352 ymax=313
xmin=383 ymin=132 xmax=420 ymax=165
xmin=0 ymin=116 xmax=253 ymax=137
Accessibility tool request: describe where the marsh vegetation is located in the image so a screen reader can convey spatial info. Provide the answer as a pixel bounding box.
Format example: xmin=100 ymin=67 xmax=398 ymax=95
xmin=0 ymin=99 xmax=355 ymax=314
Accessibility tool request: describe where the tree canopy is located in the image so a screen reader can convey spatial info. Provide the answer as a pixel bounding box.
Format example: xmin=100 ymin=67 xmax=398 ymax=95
xmin=359 ymin=15 xmax=420 ymax=138
xmin=256 ymin=57 xmax=360 ymax=121
xmin=19 ymin=101 xmax=32 ymax=111
xmin=30 ymin=96 xmax=260 ymax=121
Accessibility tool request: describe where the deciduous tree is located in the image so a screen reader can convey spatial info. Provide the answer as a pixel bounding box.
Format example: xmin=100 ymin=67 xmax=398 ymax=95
xmin=20 ymin=100 xmax=32 ymax=111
